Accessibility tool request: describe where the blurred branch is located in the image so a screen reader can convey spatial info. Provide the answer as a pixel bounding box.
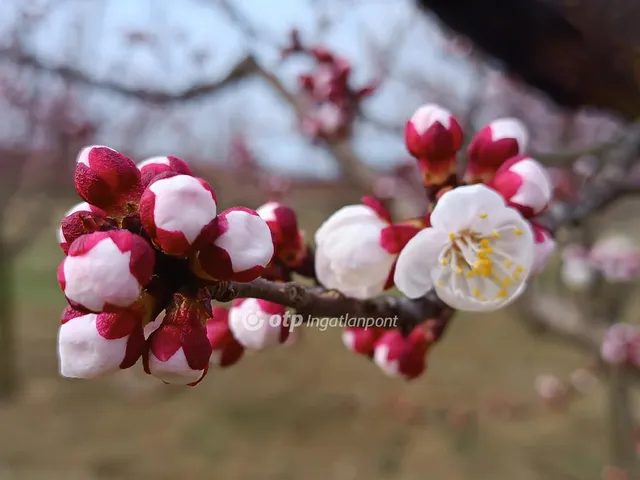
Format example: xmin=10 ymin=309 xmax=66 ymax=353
xmin=213 ymin=0 xmax=280 ymax=47
xmin=540 ymin=121 xmax=640 ymax=231
xmin=519 ymin=289 xmax=640 ymax=382
xmin=532 ymin=133 xmax=623 ymax=166
xmin=0 ymin=49 xmax=259 ymax=103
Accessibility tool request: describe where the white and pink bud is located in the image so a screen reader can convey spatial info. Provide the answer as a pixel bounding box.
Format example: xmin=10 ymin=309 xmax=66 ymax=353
xmin=601 ymin=323 xmax=640 ymax=366
xmin=372 ymin=327 xmax=428 ymax=380
xmin=139 ymin=174 xmax=218 ymax=257
xmin=465 ymin=118 xmax=528 ymax=183
xmin=404 ymin=104 xmax=463 ymax=160
xmin=488 ymin=155 xmax=553 ymax=218
xmin=560 ymin=244 xmax=596 ymax=291
xmin=190 ymin=207 xmax=274 ymax=282
xmin=531 ymin=222 xmax=556 ymax=275
xmin=206 ymin=306 xmax=245 ymax=367
xmin=342 ymin=326 xmax=382 ymax=357
xmin=74 ymin=145 xmax=142 ymax=214
xmin=57 ymin=202 xmax=110 ymax=254
xmin=256 ymin=202 xmax=305 ymax=266
xmin=57 ymin=306 xmax=145 ymax=378
xmin=314 ymin=197 xmax=422 ymax=299
xmin=589 ymin=235 xmax=640 ymax=283
xmin=136 ymin=155 xmax=193 ymax=188
xmin=227 ymin=298 xmax=290 ymax=350
xmin=144 ymin=291 xmax=213 ymax=385
xmin=57 ymin=230 xmax=155 ymax=312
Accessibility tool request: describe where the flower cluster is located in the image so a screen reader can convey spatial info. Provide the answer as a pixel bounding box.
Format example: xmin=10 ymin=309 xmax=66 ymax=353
xmin=342 ymin=321 xmax=447 ymax=381
xmin=56 ymin=147 xmax=276 ymax=385
xmin=316 ymin=104 xmax=555 ymax=311
xmin=281 ymin=30 xmax=377 ymax=141
xmin=601 ymin=323 xmax=640 ymax=366
xmin=534 ymin=368 xmax=599 ymax=410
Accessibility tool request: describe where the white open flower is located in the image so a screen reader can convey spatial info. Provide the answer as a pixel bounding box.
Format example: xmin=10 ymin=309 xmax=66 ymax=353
xmin=394 ymin=184 xmax=534 ymax=311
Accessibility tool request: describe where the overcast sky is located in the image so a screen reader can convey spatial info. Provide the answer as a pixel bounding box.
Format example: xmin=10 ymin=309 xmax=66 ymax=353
xmin=0 ymin=0 xmax=476 ymax=177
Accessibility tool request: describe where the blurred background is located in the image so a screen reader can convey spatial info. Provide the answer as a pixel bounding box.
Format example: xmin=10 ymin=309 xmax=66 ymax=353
xmin=0 ymin=0 xmax=637 ymax=478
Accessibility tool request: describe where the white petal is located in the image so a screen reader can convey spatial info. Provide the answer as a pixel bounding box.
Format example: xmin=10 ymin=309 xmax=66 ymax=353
xmin=315 ymin=218 xmax=394 ymax=299
xmin=430 ymin=184 xmax=507 ymax=232
xmin=147 ymin=347 xmax=204 ymax=385
xmin=394 ymin=228 xmax=449 ymax=298
xmin=228 ymin=299 xmax=283 ymax=349
xmin=435 ymin=280 xmax=527 ymax=312
xmin=373 ymin=344 xmax=400 ymax=377
xmin=150 ymin=175 xmax=217 ymax=244
xmin=63 ymin=238 xmax=141 ymax=311
xmin=58 ymin=314 xmax=129 ymax=378
xmin=214 ymin=210 xmax=274 ymax=271
xmin=315 ymin=205 xmax=383 ymax=246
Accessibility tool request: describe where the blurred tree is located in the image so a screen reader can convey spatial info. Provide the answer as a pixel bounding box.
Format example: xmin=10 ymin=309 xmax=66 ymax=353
xmin=416 ymin=0 xmax=640 ymax=119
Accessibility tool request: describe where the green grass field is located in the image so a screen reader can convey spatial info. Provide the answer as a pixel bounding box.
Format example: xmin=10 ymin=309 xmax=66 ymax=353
xmin=0 ymin=200 xmax=627 ymax=480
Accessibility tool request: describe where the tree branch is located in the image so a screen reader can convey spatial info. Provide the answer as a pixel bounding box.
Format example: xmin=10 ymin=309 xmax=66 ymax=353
xmin=519 ymin=288 xmax=640 ymax=382
xmin=0 ymin=49 xmax=259 ymax=103
xmin=206 ymin=278 xmax=453 ymax=335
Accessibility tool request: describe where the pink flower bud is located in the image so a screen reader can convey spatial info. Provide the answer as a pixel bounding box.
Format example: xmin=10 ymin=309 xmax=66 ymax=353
xmin=342 ymin=326 xmax=381 ymax=357
xmin=534 ymin=374 xmax=566 ymax=403
xmin=137 ymin=155 xmax=193 ymax=189
xmin=58 ymin=230 xmax=155 ymax=312
xmin=404 ymin=104 xmax=463 ymax=163
xmin=190 ymin=207 xmax=274 ymax=282
xmin=58 ymin=202 xmax=110 ymax=254
xmin=58 ymin=306 xmax=145 ymax=378
xmin=589 ymin=235 xmax=640 ymax=282
xmin=139 ymin=174 xmax=218 ymax=257
xmin=144 ymin=291 xmax=213 ymax=385
xmin=465 ymin=118 xmax=528 ymax=182
xmin=256 ymin=202 xmax=305 ymax=265
xmin=488 ymin=155 xmax=552 ymax=217
xmin=531 ymin=222 xmax=556 ymax=274
xmin=74 ymin=145 xmax=142 ymax=214
xmin=373 ymin=327 xmax=428 ymax=380
xmin=227 ymin=298 xmax=290 ymax=350
xmin=601 ymin=323 xmax=640 ymax=366
xmin=206 ymin=306 xmax=244 ymax=367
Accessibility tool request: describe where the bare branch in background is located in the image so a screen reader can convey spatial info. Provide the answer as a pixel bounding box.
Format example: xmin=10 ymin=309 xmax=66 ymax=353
xmin=0 ymin=49 xmax=259 ymax=103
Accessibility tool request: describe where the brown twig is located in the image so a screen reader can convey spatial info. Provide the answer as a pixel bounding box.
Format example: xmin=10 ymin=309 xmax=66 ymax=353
xmin=207 ymin=278 xmax=452 ymax=335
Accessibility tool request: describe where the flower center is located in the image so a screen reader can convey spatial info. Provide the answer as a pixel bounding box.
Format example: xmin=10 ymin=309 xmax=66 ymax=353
xmin=437 ymin=225 xmax=526 ymax=302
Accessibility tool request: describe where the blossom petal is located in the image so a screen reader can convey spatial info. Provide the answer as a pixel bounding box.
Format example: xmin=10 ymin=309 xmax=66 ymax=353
xmin=430 ymin=184 xmax=507 ymax=232
xmin=315 ymin=205 xmax=384 ymax=246
xmin=394 ymin=228 xmax=449 ymax=298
